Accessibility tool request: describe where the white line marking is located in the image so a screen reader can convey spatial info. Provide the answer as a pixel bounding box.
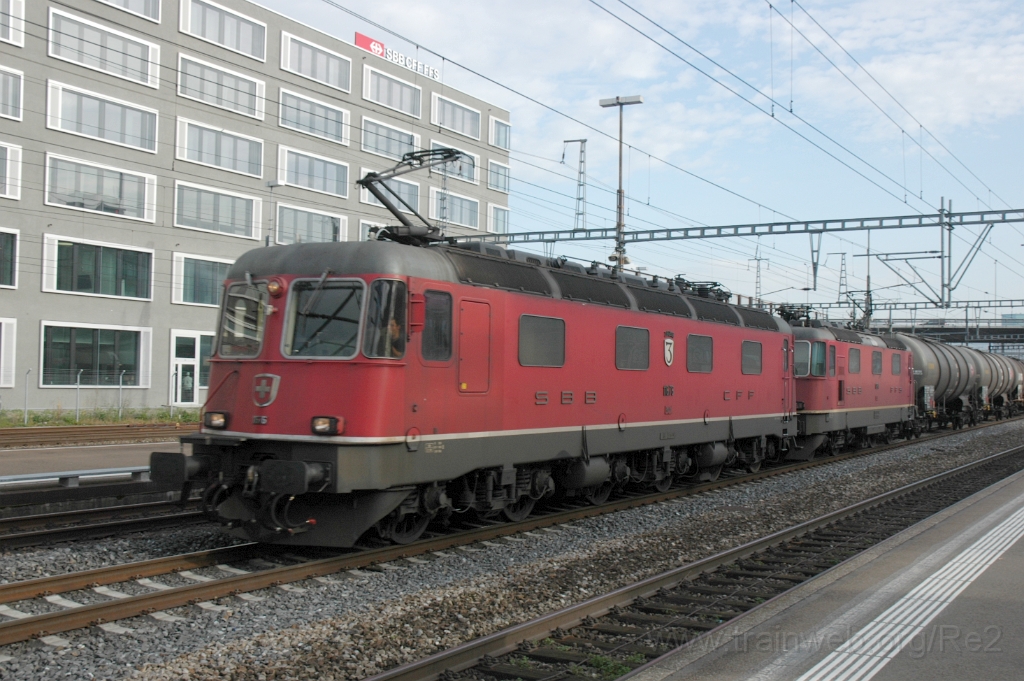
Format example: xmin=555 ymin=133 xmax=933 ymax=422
xmin=797 ymin=504 xmax=1024 ymax=681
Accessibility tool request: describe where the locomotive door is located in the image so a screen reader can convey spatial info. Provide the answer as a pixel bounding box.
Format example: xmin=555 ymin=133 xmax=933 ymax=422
xmin=782 ymin=338 xmax=793 ymax=419
xmin=458 ymin=301 xmax=490 ymax=392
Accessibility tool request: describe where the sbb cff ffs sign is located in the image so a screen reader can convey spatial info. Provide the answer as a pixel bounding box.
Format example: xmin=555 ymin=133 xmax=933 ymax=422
xmin=355 ymin=32 xmax=441 ymax=81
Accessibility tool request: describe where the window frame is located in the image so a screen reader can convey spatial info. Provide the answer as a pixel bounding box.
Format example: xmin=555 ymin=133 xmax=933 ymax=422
xmin=359 ymin=219 xmax=385 ymax=241
xmin=489 ymin=116 xmax=511 ymax=150
xmin=686 ymin=333 xmax=714 ymax=373
xmin=0 ymin=63 xmax=23 ymax=121
xmin=362 ymin=64 xmax=422 ymax=119
xmin=848 ymin=347 xmax=861 ymax=374
xmin=0 ymin=226 xmax=18 ymax=289
xmin=47 ymin=81 xmax=160 ymax=154
xmin=488 ymin=159 xmax=510 ymax=193
xmin=518 ymin=314 xmax=565 ymax=368
xmin=872 ymin=350 xmax=883 ymax=375
xmin=44 ymin=153 xmax=157 ymax=223
xmin=892 ymin=352 xmax=902 ymax=376
xmin=741 ymin=340 xmax=762 ymax=375
xmin=175 ymin=116 xmax=262 ymax=177
xmin=95 ymin=0 xmax=161 ymax=24
xmin=0 ymin=316 xmax=15 ymax=387
xmin=176 ymin=53 xmax=265 ymax=120
xmin=794 ymin=340 xmax=810 ymax=377
xmin=428 ymin=187 xmax=480 ymax=229
xmin=172 ymin=179 xmax=262 ymax=240
xmin=42 ymin=233 xmax=155 ymax=301
xmin=172 ymin=251 xmax=234 ymax=307
xmin=430 ymin=140 xmax=479 ymax=184
xmin=0 ymin=0 xmax=24 ymax=46
xmin=488 ymin=204 xmax=509 ymax=234
xmin=38 ymin=320 xmax=152 ymax=389
xmin=169 ymin=328 xmax=216 ymax=405
xmin=48 ymin=8 xmax=161 ymax=88
xmin=360 ymin=115 xmax=420 ymax=161
xmin=828 ymin=344 xmax=836 ymax=377
xmin=431 ymin=92 xmax=482 ymax=140
xmin=277 ymin=145 xmax=350 ymax=198
xmin=279 ymin=87 xmax=351 ymax=146
xmin=359 ymin=166 xmax=418 ymax=214
xmin=280 ymin=31 xmax=351 ymax=94
xmin=179 ymin=0 xmax=266 ymax=62
xmin=275 ymin=202 xmax=347 ymax=245
xmin=421 ymin=290 xmax=453 ymax=363
xmin=615 ymin=325 xmax=650 ymax=371
xmin=0 ymin=139 xmax=21 ymax=200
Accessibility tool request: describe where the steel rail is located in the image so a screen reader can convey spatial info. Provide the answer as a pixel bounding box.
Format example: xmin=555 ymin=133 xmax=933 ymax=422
xmin=360 ymin=444 xmax=1024 ymax=681
xmin=0 ymin=511 xmax=206 ymax=550
xmin=0 ymin=417 xmax=1014 ymax=646
xmin=0 ymin=424 xmax=198 ymax=448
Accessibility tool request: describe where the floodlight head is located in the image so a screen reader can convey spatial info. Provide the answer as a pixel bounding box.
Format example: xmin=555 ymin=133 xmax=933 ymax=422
xmin=599 ymin=95 xmax=644 ymax=107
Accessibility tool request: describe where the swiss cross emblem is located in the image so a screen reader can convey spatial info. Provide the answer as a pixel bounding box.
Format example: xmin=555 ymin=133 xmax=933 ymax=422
xmin=371 ymin=41 xmax=384 ymax=56
xmin=253 ymin=374 xmax=281 ymax=407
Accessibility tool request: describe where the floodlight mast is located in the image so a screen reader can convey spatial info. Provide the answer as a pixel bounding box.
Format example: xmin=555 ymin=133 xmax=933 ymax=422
xmin=356 ymin=148 xmax=466 ymax=245
xmin=599 ymin=95 xmax=643 ymax=277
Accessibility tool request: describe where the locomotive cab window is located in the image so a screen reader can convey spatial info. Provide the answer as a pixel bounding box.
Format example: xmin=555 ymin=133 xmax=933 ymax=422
xmin=794 ymin=341 xmax=810 ymax=377
xmin=519 ymin=315 xmax=565 ymax=367
xmin=741 ymin=341 xmax=762 ymax=375
xmin=364 ymin=280 xmax=407 ymax=359
xmin=872 ymin=350 xmax=883 ymax=375
xmin=615 ymin=326 xmax=649 ymax=370
xmin=809 ymin=341 xmax=827 ymax=377
xmin=422 ymin=291 xmax=452 ymax=361
xmin=218 ymin=281 xmax=268 ymax=358
xmin=687 ymin=334 xmax=713 ymax=373
xmin=285 ymin=279 xmax=364 ymax=358
xmin=849 ymin=348 xmax=861 ymax=374
xmin=892 ymin=353 xmax=901 ymax=375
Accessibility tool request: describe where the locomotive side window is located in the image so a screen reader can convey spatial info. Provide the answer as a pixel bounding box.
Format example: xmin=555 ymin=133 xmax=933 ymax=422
xmin=285 ymin=280 xmax=364 ymax=357
xmin=422 ymin=291 xmax=453 ymax=361
xmin=872 ymin=350 xmax=883 ymax=375
xmin=783 ymin=339 xmax=789 ymax=372
xmin=364 ymin=280 xmax=407 ymax=359
xmin=741 ymin=341 xmax=762 ymax=375
xmin=686 ymin=334 xmax=713 ymax=373
xmin=828 ymin=345 xmax=836 ymax=377
xmin=218 ymin=282 xmax=268 ymax=358
xmin=519 ymin=315 xmax=565 ymax=367
xmin=615 ymin=326 xmax=649 ymax=370
xmin=892 ymin=353 xmax=901 ymax=375
xmin=848 ymin=348 xmax=861 ymax=374
xmin=810 ymin=341 xmax=826 ymax=377
xmin=794 ymin=341 xmax=810 ymax=377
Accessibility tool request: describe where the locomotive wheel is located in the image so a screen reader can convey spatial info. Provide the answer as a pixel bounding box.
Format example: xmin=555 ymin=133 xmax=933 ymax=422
xmin=700 ymin=465 xmax=724 ymax=482
xmin=585 ymin=482 xmax=614 ymax=505
xmin=746 ymin=459 xmax=762 ymax=473
xmin=387 ymin=513 xmax=431 ymax=545
xmin=653 ymin=475 xmax=672 ymax=493
xmin=764 ymin=439 xmax=781 ymax=463
xmin=503 ymin=496 xmax=537 ymax=522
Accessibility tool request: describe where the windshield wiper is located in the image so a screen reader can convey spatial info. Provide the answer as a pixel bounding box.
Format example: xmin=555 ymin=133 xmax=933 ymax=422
xmin=301 ymin=269 xmax=332 ymax=316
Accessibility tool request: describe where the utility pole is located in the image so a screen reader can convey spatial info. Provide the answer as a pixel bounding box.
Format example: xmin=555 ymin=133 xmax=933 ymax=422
xmin=863 ymin=229 xmax=872 ymax=328
xmin=599 ymin=95 xmax=643 ymax=277
xmin=562 ymin=139 xmax=588 ymax=232
xmin=749 ymin=246 xmax=768 ymax=308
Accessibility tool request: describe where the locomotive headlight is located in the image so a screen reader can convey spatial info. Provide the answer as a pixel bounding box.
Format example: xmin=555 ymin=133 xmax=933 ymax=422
xmin=204 ymin=411 xmax=229 ymax=429
xmin=311 ymin=416 xmax=342 ymax=435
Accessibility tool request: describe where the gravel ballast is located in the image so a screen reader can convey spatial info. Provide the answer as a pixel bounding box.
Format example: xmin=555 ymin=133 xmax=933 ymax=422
xmin=1 ymin=420 xmax=1023 ymax=680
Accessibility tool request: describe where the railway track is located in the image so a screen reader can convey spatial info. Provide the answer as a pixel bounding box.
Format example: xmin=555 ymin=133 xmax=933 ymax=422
xmin=0 ymin=424 xmax=198 ymax=449
xmin=363 ymin=444 xmax=1024 ymax=681
xmin=0 ymin=418 xmax=1017 ymax=647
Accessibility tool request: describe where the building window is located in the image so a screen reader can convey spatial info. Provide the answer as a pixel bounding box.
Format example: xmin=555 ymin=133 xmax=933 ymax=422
xmin=432 ymin=94 xmax=480 ymax=139
xmin=49 ymin=237 xmax=152 ymax=299
xmin=490 ymin=117 xmax=511 ymax=150
xmin=280 ymin=89 xmax=349 ymax=145
xmin=741 ymin=341 xmax=762 ymax=375
xmin=519 ymin=315 xmax=565 ymax=367
xmin=360 ymin=220 xmax=384 ymax=241
xmin=687 ymin=334 xmax=713 ymax=373
xmin=0 ymin=317 xmax=14 ymax=387
xmin=174 ymin=181 xmax=260 ymax=239
xmin=96 ymin=0 xmax=160 ymax=23
xmin=360 ymin=168 xmax=418 ymax=213
xmin=48 ymin=82 xmax=158 ymax=153
xmin=422 ymin=291 xmax=452 ymax=362
xmin=872 ymin=350 xmax=883 ymax=375
xmin=279 ymin=147 xmax=348 ymax=197
xmin=178 ymin=54 xmax=264 ymax=119
xmin=281 ymin=32 xmax=350 ymax=92
xmin=42 ymin=324 xmax=150 ymax=387
xmin=430 ymin=189 xmax=479 ymax=229
xmin=362 ymin=117 xmax=418 ymax=160
xmin=848 ymin=348 xmax=861 ymax=374
xmin=45 ymin=154 xmax=156 ymax=222
xmin=892 ymin=352 xmax=901 ymax=375
xmin=0 ymin=64 xmax=22 ymax=120
xmin=0 ymin=140 xmax=21 ymax=200
xmin=488 ymin=161 xmax=510 ymax=193
xmin=0 ymin=228 xmax=15 ymax=288
xmin=431 ymin=141 xmax=477 ymax=183
xmin=489 ymin=205 xmax=509 ymax=234
xmin=171 ymin=331 xmax=214 ymax=404
xmin=181 ymin=0 xmax=265 ymax=60
xmin=277 ymin=204 xmax=344 ymax=245
xmin=49 ymin=9 xmax=160 ymax=88
xmin=0 ymin=0 xmax=24 ymax=46
xmin=363 ymin=65 xmax=420 ymax=117
xmin=172 ymin=253 xmax=232 ymax=306
xmin=176 ymin=118 xmax=261 ymax=176
xmin=616 ymin=326 xmax=649 ymax=370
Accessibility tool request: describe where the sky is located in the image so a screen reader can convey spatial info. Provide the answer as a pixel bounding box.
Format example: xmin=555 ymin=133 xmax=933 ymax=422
xmin=257 ymin=0 xmax=1024 ymax=322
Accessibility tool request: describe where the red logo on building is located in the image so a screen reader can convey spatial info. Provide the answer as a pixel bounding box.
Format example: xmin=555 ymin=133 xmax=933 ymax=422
xmin=355 ymin=32 xmax=385 ymax=57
